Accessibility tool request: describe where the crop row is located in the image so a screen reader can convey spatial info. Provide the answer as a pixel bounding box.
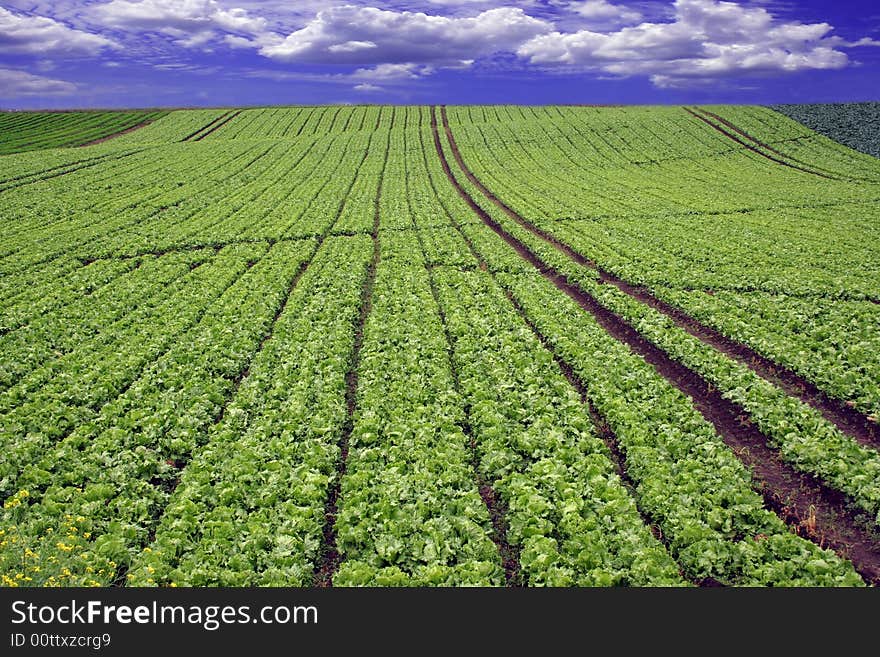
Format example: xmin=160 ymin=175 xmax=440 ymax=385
xmin=333 ymin=256 xmax=503 ymax=586
xmin=129 ymin=236 xmax=372 ymax=585
xmin=430 ymin=106 xmax=865 ymax=584
xmin=443 ymin=106 xmax=880 ymax=421
xmin=0 ymin=240 xmax=316 ymax=585
xmin=0 ymin=111 xmax=166 ymax=155
xmin=432 ymin=265 xmax=686 ymax=585
xmin=0 ymin=246 xmax=257 ymax=499
xmin=129 ymin=113 xmax=393 ymax=586
xmin=0 ymin=126 xmax=365 ymax=270
xmin=200 ymin=106 xmax=373 ymax=142
xmin=439 ymin=108 xmax=880 ymax=526
xmin=0 ymin=142 xmax=274 ymax=272
xmin=726 ymin=104 xmax=880 ymax=167
xmin=0 ymin=251 xmax=200 ymax=391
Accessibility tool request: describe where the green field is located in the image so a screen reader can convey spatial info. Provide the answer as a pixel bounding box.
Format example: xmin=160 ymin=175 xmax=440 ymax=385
xmin=1 ymin=105 xmax=879 ymax=587
xmin=0 ymin=110 xmax=168 ymax=155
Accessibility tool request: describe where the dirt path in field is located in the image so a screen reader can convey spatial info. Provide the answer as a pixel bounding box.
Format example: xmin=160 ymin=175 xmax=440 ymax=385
xmin=192 ymin=110 xmax=242 ymax=141
xmin=410 ymin=114 xmax=521 ymax=584
xmin=500 ymin=287 xmax=705 ymax=585
xmin=427 ymin=112 xmax=703 ymax=585
xmin=683 ymin=107 xmax=845 ymax=181
xmin=427 ymin=271 xmax=522 ymax=586
xmin=78 ymin=119 xmax=158 ymax=147
xmin=179 ymin=110 xmax=238 ymax=142
xmin=438 ymin=106 xmax=880 ymax=451
xmin=431 ymin=105 xmax=880 ymax=585
xmin=314 ymin=108 xmax=392 ymax=587
xmin=691 ymin=108 xmax=880 ymax=184
xmin=424 ymin=112 xmax=687 ymax=584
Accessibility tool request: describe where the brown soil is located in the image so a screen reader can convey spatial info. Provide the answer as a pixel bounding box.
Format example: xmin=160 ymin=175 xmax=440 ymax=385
xmin=616 ymin=283 xmax=880 ymax=449
xmin=180 ymin=110 xmax=233 ymax=142
xmin=693 ymin=108 xmax=880 ymax=184
xmin=423 ymin=255 xmax=522 ymax=586
xmin=500 ymin=286 xmax=699 ymax=585
xmin=313 ymin=110 xmax=393 ymax=587
xmin=438 ymin=106 xmax=880 ymax=451
xmin=684 ymin=108 xmax=840 ymax=180
xmin=431 ymin=105 xmax=880 ymax=585
xmin=78 ymin=119 xmax=156 ymax=147
xmin=191 ymin=110 xmax=242 ymax=142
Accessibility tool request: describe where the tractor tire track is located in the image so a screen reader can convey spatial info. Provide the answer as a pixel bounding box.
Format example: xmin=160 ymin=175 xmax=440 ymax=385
xmin=438 ymin=106 xmax=880 ymax=450
xmin=431 ymin=105 xmax=880 ymax=585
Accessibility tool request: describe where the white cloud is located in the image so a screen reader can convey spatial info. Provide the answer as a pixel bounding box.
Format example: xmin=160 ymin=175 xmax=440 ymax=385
xmin=835 ymin=36 xmax=880 ymax=48
xmin=224 ymin=34 xmax=257 ymax=49
xmin=93 ymin=0 xmax=266 ymax=33
xmin=567 ymin=1 xmax=642 ymax=24
xmin=91 ymin=0 xmax=268 ymax=49
xmin=328 ymin=40 xmax=378 ymax=53
xmin=349 ymin=63 xmax=432 ymax=81
xmin=353 ymin=83 xmax=383 ymax=92
xmin=0 ymin=67 xmax=77 ymax=96
xmin=260 ymin=6 xmax=552 ymax=66
xmin=518 ymin=0 xmax=857 ymax=86
xmin=0 ymin=7 xmax=118 ymax=56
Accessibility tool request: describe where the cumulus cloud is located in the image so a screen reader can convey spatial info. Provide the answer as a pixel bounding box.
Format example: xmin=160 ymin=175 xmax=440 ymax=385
xmin=353 ymin=83 xmax=383 ymax=92
xmin=567 ymin=1 xmax=642 ymax=24
xmin=518 ymin=0 xmax=859 ymax=86
xmin=260 ymin=6 xmax=552 ymax=67
xmin=91 ymin=0 xmax=268 ymax=48
xmin=0 ymin=67 xmax=77 ymax=96
xmin=0 ymin=7 xmax=118 ymax=56
xmin=349 ymin=62 xmax=434 ymax=81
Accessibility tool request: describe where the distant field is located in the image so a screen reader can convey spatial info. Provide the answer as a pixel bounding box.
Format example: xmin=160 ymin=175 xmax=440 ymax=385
xmin=1 ymin=104 xmax=879 ymax=588
xmin=0 ymin=110 xmax=167 ymax=155
xmin=771 ymin=102 xmax=880 ymax=158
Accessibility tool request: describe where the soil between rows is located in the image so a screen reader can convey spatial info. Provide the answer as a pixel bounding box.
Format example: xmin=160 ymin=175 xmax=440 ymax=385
xmin=314 ymin=108 xmax=392 ymax=587
xmin=683 ymin=107 xmax=839 ymax=180
xmin=438 ymin=106 xmax=880 ymax=452
xmin=498 ymin=286 xmax=700 ymax=585
xmin=432 ymin=105 xmax=880 ymax=585
xmin=692 ymin=107 xmax=880 ymax=184
xmin=78 ymin=119 xmax=158 ymax=147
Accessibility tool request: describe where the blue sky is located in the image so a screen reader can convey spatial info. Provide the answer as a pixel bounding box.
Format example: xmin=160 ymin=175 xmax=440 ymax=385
xmin=1 ymin=0 xmax=879 ymax=109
